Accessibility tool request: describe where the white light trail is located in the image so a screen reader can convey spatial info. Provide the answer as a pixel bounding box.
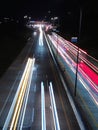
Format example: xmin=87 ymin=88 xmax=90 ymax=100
xmin=39 ymin=25 xmax=43 ymax=46
xmin=3 ymin=58 xmax=35 ymax=130
xmin=49 ymin=82 xmax=60 ymax=130
xmin=41 ymin=82 xmax=46 ymax=130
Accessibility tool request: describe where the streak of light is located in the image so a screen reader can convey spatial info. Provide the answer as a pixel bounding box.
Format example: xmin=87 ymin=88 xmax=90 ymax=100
xmin=49 ymin=82 xmax=61 ymax=130
xmin=39 ymin=25 xmax=43 ymax=46
xmin=49 ymin=34 xmax=98 ymax=86
xmin=3 ymin=58 xmax=35 ymax=130
xmin=52 ymin=32 xmax=98 ymax=74
xmin=41 ymin=82 xmax=46 ymax=130
xmin=48 ymin=34 xmax=98 ymax=106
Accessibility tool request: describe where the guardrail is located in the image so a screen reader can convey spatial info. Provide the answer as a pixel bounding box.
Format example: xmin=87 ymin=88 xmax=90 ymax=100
xmin=49 ymin=82 xmax=60 ymax=130
xmin=3 ymin=58 xmax=35 ymax=130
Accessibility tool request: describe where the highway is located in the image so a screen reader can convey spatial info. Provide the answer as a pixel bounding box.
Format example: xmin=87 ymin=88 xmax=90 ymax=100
xmin=0 ymin=23 xmax=98 ymax=130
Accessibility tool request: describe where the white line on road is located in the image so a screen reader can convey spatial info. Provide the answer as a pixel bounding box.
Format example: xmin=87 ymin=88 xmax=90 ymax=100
xmin=34 ymin=84 xmax=36 ymax=92
xmin=49 ymin=82 xmax=60 ymax=130
xmin=32 ymin=108 xmax=34 ymax=123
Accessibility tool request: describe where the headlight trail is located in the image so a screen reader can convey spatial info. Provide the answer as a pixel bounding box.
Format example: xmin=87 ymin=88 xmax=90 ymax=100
xmin=3 ymin=58 xmax=35 ymax=130
xmin=39 ymin=24 xmax=43 ymax=46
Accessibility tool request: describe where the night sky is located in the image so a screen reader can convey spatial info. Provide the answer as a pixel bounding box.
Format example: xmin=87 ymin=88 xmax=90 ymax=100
xmin=0 ymin=0 xmax=98 ymax=57
xmin=0 ymin=0 xmax=67 ymax=19
xmin=0 ymin=0 xmax=97 ymax=19
xmin=0 ymin=0 xmax=98 ymax=34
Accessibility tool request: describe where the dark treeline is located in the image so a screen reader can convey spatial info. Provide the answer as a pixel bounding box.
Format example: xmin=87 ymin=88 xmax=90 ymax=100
xmin=0 ymin=21 xmax=32 ymax=77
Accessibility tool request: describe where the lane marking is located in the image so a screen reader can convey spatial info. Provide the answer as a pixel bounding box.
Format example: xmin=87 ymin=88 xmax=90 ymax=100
xmin=32 ymin=108 xmax=34 ymax=122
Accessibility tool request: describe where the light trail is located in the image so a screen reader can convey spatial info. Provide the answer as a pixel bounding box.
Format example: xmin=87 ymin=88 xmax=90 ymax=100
xmin=3 ymin=58 xmax=35 ymax=130
xmin=48 ymin=33 xmax=98 ymax=106
xmin=39 ymin=24 xmax=43 ymax=46
xmin=49 ymin=33 xmax=98 ymax=86
xmin=18 ymin=58 xmax=35 ymax=129
xmin=41 ymin=82 xmax=46 ymax=130
xmin=45 ymin=32 xmax=86 ymax=130
xmin=52 ymin=32 xmax=98 ymax=74
xmin=49 ymin=82 xmax=60 ymax=130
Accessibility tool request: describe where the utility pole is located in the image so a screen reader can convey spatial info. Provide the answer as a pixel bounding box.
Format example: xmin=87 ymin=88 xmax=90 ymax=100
xmin=51 ymin=17 xmax=59 ymax=57
xmin=74 ymin=8 xmax=82 ymax=96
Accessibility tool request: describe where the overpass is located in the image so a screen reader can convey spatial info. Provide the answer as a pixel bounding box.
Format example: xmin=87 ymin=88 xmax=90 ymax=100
xmin=0 ymin=24 xmax=98 ymax=130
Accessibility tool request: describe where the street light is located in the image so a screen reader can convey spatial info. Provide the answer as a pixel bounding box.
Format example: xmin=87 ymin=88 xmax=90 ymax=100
xmin=74 ymin=8 xmax=82 ymax=96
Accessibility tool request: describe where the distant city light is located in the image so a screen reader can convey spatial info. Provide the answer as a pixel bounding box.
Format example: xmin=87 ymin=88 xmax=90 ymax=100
xmin=29 ymin=17 xmax=31 ymax=20
xmin=4 ymin=17 xmax=9 ymax=20
xmin=24 ymin=15 xmax=28 ymax=19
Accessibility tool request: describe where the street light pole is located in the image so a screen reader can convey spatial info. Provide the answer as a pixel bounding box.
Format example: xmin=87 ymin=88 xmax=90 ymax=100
xmin=56 ymin=17 xmax=59 ymax=57
xmin=74 ymin=7 xmax=82 ymax=96
xmin=51 ymin=17 xmax=59 ymax=57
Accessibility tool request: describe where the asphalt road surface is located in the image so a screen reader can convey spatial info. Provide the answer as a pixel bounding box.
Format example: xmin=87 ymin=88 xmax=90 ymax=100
xmin=0 ymin=30 xmax=81 ymax=130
